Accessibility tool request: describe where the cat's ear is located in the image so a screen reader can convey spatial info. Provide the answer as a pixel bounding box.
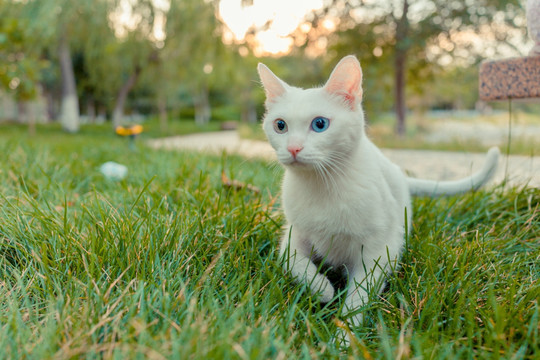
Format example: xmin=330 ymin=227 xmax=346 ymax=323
xmin=324 ymin=55 xmax=363 ymax=110
xmin=258 ymin=63 xmax=289 ymax=106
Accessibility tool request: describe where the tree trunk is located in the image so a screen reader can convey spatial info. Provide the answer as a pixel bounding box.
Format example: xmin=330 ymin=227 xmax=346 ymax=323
xmin=241 ymin=101 xmax=257 ymax=123
xmin=16 ymin=101 xmax=25 ymax=124
xmin=240 ymin=88 xmax=257 ymax=123
xmin=42 ymin=84 xmax=56 ymax=122
xmin=194 ymin=87 xmax=211 ymax=126
xmin=17 ymin=101 xmax=35 ymax=136
xmin=58 ymin=34 xmax=80 ymax=133
xmin=394 ymin=0 xmax=409 ymax=136
xmin=86 ymin=97 xmax=96 ymax=123
xmin=96 ymin=106 xmax=106 ymax=124
xmin=26 ymin=102 xmax=36 ymax=136
xmin=158 ymin=96 xmax=168 ymax=133
xmin=112 ymin=66 xmax=141 ymax=128
xmin=394 ymin=51 xmax=407 ymax=136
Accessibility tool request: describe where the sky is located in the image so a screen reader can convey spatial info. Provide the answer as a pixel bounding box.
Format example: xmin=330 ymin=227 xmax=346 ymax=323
xmin=110 ymin=0 xmax=323 ymax=55
xmin=218 ymin=0 xmax=325 ymax=56
xmin=110 ymin=0 xmax=530 ymax=60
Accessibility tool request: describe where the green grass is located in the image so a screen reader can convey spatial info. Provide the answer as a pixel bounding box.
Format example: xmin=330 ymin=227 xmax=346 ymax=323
xmin=0 ymin=125 xmax=538 ymax=359
xmin=0 ymin=117 xmax=222 ymax=144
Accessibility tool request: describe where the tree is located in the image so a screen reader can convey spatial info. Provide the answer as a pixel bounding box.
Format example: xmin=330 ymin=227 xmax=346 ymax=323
xmin=0 ymin=1 xmax=45 ymax=135
xmin=22 ymin=0 xmax=108 ymax=133
xmin=90 ymin=0 xmax=227 ymax=128
xmin=105 ymin=0 xmax=160 ymax=128
xmin=57 ymin=30 xmax=79 ymax=132
xmin=70 ymin=0 xmax=112 ymax=124
xmin=163 ymin=0 xmax=227 ymax=126
xmin=308 ymin=0 xmax=527 ymax=135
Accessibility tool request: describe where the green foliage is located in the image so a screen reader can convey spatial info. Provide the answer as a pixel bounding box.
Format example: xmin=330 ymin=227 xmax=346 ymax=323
xmin=0 ymin=4 xmax=45 ymax=100
xmin=0 ymin=0 xmax=248 ymax=125
xmin=2 ymin=0 xmax=529 ymax=129
xmin=325 ymin=23 xmax=395 ymax=115
xmin=0 ymin=127 xmax=538 ymax=358
xmin=320 ymin=0 xmax=528 ymax=119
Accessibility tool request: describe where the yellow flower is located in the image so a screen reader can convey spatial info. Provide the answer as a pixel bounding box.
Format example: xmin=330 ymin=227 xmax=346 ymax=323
xmin=115 ymin=125 xmax=143 ymax=136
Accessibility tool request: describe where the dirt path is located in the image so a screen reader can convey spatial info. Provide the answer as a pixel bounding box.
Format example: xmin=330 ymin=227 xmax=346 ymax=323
xmin=148 ymin=131 xmax=539 ymax=188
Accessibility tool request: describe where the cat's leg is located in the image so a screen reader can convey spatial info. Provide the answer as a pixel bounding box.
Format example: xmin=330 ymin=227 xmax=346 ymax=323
xmin=279 ymin=226 xmax=335 ymax=303
xmin=335 ymin=263 xmax=386 ymax=346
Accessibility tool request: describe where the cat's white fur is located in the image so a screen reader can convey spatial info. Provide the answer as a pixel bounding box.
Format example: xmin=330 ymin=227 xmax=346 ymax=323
xmin=257 ymin=55 xmax=499 ymax=344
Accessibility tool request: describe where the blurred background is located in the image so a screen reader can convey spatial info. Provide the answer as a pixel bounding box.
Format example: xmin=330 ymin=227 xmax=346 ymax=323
xmin=0 ymin=0 xmax=538 ymax=147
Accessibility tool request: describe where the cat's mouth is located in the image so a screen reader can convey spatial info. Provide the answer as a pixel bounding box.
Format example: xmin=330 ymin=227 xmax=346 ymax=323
xmin=289 ymin=159 xmax=304 ymax=166
xmin=278 ymin=152 xmax=317 ymax=169
xmin=282 ymin=157 xmax=311 ymax=168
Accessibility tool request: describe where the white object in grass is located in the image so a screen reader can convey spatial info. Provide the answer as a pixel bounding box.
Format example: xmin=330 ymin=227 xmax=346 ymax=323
xmin=100 ymin=161 xmax=128 ymax=181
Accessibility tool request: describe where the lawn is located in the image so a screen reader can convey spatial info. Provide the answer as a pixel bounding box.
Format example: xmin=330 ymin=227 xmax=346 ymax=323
xmin=0 ymin=124 xmax=538 ymax=359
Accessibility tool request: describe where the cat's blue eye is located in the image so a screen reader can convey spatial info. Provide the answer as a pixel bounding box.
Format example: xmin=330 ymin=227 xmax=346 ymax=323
xmin=311 ymin=117 xmax=330 ymax=132
xmin=273 ymin=119 xmax=288 ymax=133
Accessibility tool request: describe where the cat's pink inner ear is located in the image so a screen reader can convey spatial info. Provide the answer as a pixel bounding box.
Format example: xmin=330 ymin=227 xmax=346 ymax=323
xmin=258 ymin=63 xmax=288 ymax=105
xmin=324 ymin=56 xmax=363 ymax=109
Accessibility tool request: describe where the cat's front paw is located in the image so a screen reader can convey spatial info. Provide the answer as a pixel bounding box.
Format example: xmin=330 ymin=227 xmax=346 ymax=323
xmin=310 ymin=273 xmax=335 ymax=303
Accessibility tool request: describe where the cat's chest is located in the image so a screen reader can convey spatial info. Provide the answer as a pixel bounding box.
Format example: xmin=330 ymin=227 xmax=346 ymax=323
xmin=282 ymin=173 xmax=383 ymax=234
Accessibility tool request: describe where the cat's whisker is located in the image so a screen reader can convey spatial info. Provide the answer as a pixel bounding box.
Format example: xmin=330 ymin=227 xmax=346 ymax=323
xmin=311 ymin=161 xmax=328 ymax=188
xmin=321 ymin=154 xmax=349 ymax=180
xmin=324 ymin=159 xmax=347 ymax=178
xmin=318 ymin=164 xmax=336 ymax=191
xmin=269 ymin=161 xmax=283 ymax=177
xmin=315 ymin=160 xmax=340 ymax=192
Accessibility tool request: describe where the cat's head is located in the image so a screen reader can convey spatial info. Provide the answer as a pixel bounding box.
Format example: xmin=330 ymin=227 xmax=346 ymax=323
xmin=258 ymin=56 xmax=365 ymax=171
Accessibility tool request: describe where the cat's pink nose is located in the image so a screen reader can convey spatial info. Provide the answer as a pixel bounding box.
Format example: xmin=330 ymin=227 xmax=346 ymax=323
xmin=287 ymin=145 xmax=303 ymax=158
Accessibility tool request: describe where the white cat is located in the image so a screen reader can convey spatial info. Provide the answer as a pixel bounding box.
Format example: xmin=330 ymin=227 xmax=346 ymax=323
xmin=257 ymin=55 xmax=499 ymax=345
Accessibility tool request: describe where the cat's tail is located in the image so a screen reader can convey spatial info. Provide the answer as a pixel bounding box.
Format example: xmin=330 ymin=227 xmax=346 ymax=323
xmin=407 ymin=147 xmax=500 ymax=197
